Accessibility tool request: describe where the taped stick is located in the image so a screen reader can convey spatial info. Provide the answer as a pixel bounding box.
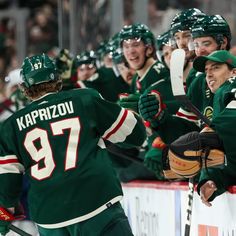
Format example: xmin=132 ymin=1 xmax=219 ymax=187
xmin=184 ymin=177 xmax=194 ymax=236
xmin=170 ymin=49 xmax=211 ymax=126
xmin=169 ymin=49 xmax=198 ymax=236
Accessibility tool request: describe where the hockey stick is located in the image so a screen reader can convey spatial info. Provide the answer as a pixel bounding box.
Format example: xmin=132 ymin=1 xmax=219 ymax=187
xmin=169 ymin=49 xmax=197 ymax=236
xmin=170 ymin=49 xmax=211 ymax=126
xmin=105 ymin=141 xmax=144 ymax=165
xmin=9 ymin=224 xmax=32 ymax=236
xmin=184 ymin=177 xmax=194 ymax=236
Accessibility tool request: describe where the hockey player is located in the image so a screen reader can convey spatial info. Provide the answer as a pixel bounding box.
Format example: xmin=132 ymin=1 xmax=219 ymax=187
xmin=74 ymin=48 xmax=130 ymax=103
xmin=118 ymin=23 xmax=180 ymax=179
xmin=74 ymin=50 xmax=97 ymax=84
xmin=192 ymin=50 xmax=236 ymax=206
xmin=135 ymin=9 xmax=206 ymax=129
xmin=0 ymin=53 xmax=146 ymax=235
xmin=138 ymin=14 xmax=232 ymax=144
xmin=138 ymin=12 xmax=232 ymax=180
xmin=119 ymin=23 xmax=169 ymax=95
xmin=167 ymin=50 xmax=236 ymax=205
xmin=169 ymin=8 xmax=206 ymax=88
xmin=112 ymin=48 xmax=135 ymax=86
xmin=182 ymin=14 xmax=232 ymax=124
xmin=156 ymin=30 xmax=176 ymax=69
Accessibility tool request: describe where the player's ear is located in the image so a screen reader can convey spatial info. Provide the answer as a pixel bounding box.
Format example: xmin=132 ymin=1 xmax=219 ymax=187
xmin=232 ymin=68 xmax=236 ymax=76
xmin=219 ymin=36 xmax=228 ymax=50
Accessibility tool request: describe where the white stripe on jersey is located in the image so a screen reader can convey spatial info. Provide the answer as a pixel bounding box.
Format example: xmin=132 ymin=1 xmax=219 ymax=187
xmin=176 ymin=107 xmax=199 ymax=124
xmin=0 ymin=155 xmax=25 ymax=174
xmin=102 ymin=108 xmax=137 ymax=143
xmin=226 ymin=100 xmax=236 ymax=109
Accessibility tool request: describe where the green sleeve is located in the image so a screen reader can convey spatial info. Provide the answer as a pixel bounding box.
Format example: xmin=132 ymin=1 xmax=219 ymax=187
xmin=88 ymin=90 xmax=146 ymax=147
xmin=153 ymin=111 xmax=200 ymax=144
xmin=0 ymin=137 xmax=23 ymax=207
xmin=197 ymin=168 xmax=234 ymax=202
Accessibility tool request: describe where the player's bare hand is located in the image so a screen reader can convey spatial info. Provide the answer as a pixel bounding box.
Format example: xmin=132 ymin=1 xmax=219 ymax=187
xmin=200 ymin=180 xmax=217 ymax=207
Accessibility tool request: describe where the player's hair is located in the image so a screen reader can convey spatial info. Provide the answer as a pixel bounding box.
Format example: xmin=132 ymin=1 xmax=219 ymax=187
xmin=20 ymin=79 xmax=62 ymax=101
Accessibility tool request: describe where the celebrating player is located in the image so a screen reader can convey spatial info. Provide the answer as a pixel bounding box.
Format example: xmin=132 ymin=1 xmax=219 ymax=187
xmin=0 ymin=53 xmax=146 ymax=235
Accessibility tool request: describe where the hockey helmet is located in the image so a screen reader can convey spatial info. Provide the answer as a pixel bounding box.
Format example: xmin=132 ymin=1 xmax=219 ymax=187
xmin=191 ymin=15 xmax=231 ymax=42
xmin=20 ymin=54 xmax=58 ymax=88
xmin=170 ymin=8 xmax=206 ymax=37
xmin=74 ymin=50 xmax=97 ymax=68
xmin=156 ymin=30 xmax=171 ymax=51
xmin=119 ymin=23 xmax=156 ymax=47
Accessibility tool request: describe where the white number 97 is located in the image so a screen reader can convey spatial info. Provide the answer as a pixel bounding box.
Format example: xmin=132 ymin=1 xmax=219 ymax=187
xmin=24 ymin=118 xmax=81 ymax=180
xmin=33 ymin=62 xmax=42 ymax=70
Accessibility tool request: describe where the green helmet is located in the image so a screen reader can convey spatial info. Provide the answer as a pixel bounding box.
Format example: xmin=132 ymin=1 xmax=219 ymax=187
xmin=97 ymin=40 xmax=108 ymax=57
xmin=74 ymin=50 xmax=97 ymax=68
xmin=191 ymin=15 xmax=231 ymax=43
xmin=104 ymin=33 xmax=120 ymax=55
xmin=156 ymin=30 xmax=173 ymax=63
xmin=21 ymin=54 xmax=58 ymax=88
xmin=119 ymin=23 xmax=156 ymax=47
xmin=156 ymin=30 xmax=171 ymax=51
xmin=112 ymin=48 xmax=125 ymax=65
xmin=170 ymin=8 xmax=206 ymax=36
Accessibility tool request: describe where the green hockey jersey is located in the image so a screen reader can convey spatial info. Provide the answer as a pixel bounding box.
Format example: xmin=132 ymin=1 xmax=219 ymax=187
xmin=130 ymin=60 xmax=169 ymax=94
xmin=83 ymin=67 xmax=130 ymax=102
xmin=156 ymin=72 xmax=213 ymax=144
xmin=0 ymin=88 xmax=146 ymax=228
xmin=197 ymin=76 xmax=236 ymax=201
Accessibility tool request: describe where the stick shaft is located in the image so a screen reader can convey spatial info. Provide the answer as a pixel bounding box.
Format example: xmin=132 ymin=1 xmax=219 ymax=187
xmin=9 ymin=224 xmax=32 ymax=236
xmin=184 ymin=177 xmax=194 ymax=236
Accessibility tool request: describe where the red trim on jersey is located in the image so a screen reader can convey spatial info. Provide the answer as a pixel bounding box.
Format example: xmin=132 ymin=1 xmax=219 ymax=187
xmin=176 ymin=111 xmax=198 ymax=121
xmin=104 ymin=109 xmax=128 ymax=140
xmin=0 ymin=159 xmax=19 ymax=165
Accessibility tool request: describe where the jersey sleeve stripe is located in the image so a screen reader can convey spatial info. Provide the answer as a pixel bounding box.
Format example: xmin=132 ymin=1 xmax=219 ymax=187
xmin=102 ymin=109 xmax=137 ymax=143
xmin=0 ymin=155 xmax=18 ymax=162
xmin=0 ymin=162 xmax=25 ymax=174
xmin=176 ymin=108 xmax=198 ymax=121
xmin=0 ymin=155 xmax=25 ymax=174
xmin=226 ymin=100 xmax=236 ymax=109
xmin=103 ymin=109 xmax=128 ymax=140
xmin=0 ymin=159 xmax=19 ymax=164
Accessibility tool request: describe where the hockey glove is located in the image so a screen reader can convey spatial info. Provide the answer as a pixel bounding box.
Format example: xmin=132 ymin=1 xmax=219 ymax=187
xmin=168 ymin=130 xmax=225 ymax=178
xmin=117 ymin=93 xmax=140 ymax=113
xmin=199 ymin=127 xmax=225 ymax=168
xmin=144 ymin=137 xmax=166 ymax=180
xmin=138 ymin=90 xmax=166 ymax=128
xmin=162 ymin=145 xmax=184 ymax=180
xmin=55 ymin=49 xmax=73 ymax=80
xmin=0 ymin=203 xmax=25 ymax=235
xmin=0 ymin=207 xmax=15 ymax=235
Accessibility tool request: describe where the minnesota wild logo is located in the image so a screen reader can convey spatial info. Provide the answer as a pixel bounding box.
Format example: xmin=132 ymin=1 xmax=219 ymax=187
xmin=204 ymin=106 xmax=213 ymax=120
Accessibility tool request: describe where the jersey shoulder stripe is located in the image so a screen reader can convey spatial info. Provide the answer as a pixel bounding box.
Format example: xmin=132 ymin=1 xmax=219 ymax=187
xmin=102 ymin=109 xmax=137 ymax=143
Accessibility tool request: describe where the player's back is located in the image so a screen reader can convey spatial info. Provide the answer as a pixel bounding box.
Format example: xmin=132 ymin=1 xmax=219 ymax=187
xmin=0 ymin=88 xmax=123 ymax=226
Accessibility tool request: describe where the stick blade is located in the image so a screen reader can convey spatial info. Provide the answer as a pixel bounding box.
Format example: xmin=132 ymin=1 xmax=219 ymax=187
xmin=170 ymin=49 xmax=186 ymax=96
